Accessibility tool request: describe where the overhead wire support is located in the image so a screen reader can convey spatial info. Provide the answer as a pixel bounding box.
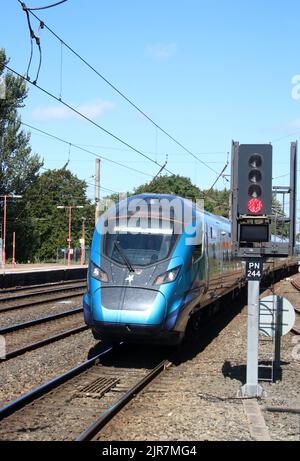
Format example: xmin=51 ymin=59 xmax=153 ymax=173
xmin=5 ymin=65 xmax=175 ymax=176
xmin=19 ymin=1 xmax=44 ymax=83
xmin=152 ymin=155 xmax=168 ymax=182
xmin=205 ymin=160 xmax=230 ymax=195
xmin=21 ymin=6 xmax=226 ymax=179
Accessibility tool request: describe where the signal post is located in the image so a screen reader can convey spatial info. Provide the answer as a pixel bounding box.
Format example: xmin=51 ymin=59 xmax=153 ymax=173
xmin=231 ymin=142 xmax=297 ymax=397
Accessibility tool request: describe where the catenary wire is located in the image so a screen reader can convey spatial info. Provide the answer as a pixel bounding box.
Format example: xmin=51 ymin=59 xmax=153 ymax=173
xmin=18 ymin=0 xmax=68 ymax=11
xmin=5 ymin=65 xmax=175 ymax=176
xmin=21 ymin=6 xmax=227 ymax=179
xmin=20 ymin=121 xmax=154 ymax=179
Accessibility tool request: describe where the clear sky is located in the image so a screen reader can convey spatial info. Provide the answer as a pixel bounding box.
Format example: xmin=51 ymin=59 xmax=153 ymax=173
xmin=1 ymin=0 xmax=300 ymax=213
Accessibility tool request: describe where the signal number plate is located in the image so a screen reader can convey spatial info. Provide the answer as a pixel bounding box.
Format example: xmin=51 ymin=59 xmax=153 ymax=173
xmin=246 ymin=259 xmax=263 ymax=281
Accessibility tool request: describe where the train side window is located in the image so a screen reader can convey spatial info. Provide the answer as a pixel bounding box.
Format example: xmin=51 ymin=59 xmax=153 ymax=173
xmin=192 ymin=244 xmax=202 ymax=263
xmin=210 ymin=227 xmax=217 ymax=239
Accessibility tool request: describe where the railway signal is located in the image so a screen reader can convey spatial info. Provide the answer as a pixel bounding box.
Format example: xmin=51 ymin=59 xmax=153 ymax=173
xmin=237 ymin=144 xmax=273 ymax=217
xmin=231 ymin=142 xmax=297 ymax=256
xmin=231 ymin=144 xmax=273 ymax=251
xmin=231 ymin=141 xmax=298 ymax=397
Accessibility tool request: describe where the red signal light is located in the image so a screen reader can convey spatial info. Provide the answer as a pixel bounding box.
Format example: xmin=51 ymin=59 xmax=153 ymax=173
xmin=247 ymin=198 xmax=263 ymax=214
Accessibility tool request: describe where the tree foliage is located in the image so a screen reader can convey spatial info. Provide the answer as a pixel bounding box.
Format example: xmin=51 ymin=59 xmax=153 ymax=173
xmin=0 ymin=49 xmax=42 ymax=196
xmin=0 ymin=50 xmax=98 ymax=263
xmin=133 ymin=174 xmax=230 ymax=217
xmin=17 ymin=169 xmax=95 ymax=261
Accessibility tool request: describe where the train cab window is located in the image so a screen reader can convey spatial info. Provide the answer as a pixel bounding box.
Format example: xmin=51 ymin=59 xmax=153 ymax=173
xmin=105 ymin=231 xmax=178 ymax=267
xmin=192 ymin=244 xmax=202 ymax=263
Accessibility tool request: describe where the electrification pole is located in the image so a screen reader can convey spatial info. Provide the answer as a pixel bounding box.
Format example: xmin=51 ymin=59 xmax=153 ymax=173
xmin=95 ymin=158 xmax=101 ymax=225
xmin=57 ymin=205 xmax=84 ymax=268
xmin=12 ymin=231 xmax=16 ymax=268
xmin=2 ymin=195 xmax=6 ymax=269
xmin=80 ymin=217 xmax=86 ymax=266
xmin=0 ymin=195 xmax=22 ymax=270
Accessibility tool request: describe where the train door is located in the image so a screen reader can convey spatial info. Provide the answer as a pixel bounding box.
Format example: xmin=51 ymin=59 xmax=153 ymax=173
xmin=203 ymin=227 xmax=209 ymax=292
xmin=215 ymin=222 xmax=222 ymax=277
xmin=208 ymin=222 xmax=221 ymax=278
xmin=190 ymin=223 xmax=208 ymax=293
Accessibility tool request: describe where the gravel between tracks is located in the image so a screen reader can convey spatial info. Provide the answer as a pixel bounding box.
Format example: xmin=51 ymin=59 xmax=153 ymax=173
xmin=0 ymin=277 xmax=299 ymax=441
xmin=96 ymin=308 xmax=253 ymax=441
xmin=96 ymin=279 xmax=300 ymax=442
xmin=0 ymin=330 xmax=97 ymax=407
xmin=258 ymin=274 xmax=300 ymax=441
xmin=3 ymin=312 xmax=84 ymax=351
xmin=0 ymin=296 xmax=82 ymax=329
xmin=0 ymin=344 xmax=168 ymax=441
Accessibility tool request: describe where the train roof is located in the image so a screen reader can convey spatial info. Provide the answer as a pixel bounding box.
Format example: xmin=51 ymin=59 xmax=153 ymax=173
xmin=99 ymin=193 xmax=231 ymax=232
xmin=129 ymin=193 xmax=230 ymax=224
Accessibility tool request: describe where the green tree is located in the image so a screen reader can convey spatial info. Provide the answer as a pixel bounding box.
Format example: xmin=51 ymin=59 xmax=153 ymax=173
xmin=203 ymin=188 xmax=230 ymax=217
xmin=0 ymin=49 xmax=43 ymax=262
xmin=17 ymin=169 xmax=94 ymax=262
xmin=0 ymin=49 xmax=42 ymax=196
xmin=271 ymin=196 xmax=289 ymax=238
xmin=134 ymin=174 xmax=202 ymax=201
xmin=133 ymin=174 xmax=230 ymax=217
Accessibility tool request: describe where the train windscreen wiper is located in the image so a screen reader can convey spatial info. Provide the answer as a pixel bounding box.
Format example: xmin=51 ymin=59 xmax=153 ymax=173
xmin=113 ymin=240 xmax=135 ymax=273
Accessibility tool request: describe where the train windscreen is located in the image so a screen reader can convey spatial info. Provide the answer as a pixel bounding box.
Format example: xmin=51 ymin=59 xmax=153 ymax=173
xmin=104 ymin=227 xmax=178 ymax=267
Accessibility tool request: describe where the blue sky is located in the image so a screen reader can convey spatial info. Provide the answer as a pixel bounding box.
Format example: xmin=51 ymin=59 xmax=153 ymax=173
xmin=1 ymin=0 xmax=300 ymax=214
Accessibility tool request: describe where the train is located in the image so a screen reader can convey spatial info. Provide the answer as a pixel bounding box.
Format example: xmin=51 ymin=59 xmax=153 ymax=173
xmin=82 ymin=193 xmax=296 ymax=345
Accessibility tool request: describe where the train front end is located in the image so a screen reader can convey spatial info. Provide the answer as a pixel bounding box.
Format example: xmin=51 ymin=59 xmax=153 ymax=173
xmin=83 ymin=195 xmax=201 ymax=345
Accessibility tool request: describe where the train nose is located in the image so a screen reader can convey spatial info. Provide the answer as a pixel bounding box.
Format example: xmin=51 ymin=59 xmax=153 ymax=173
xmin=92 ymin=287 xmax=167 ymax=325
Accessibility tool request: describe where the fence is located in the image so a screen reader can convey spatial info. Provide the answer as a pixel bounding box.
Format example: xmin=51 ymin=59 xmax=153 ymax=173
xmin=56 ymin=247 xmax=90 ymax=265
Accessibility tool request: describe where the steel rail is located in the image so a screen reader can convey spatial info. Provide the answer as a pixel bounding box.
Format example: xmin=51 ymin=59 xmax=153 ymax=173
xmin=0 ymin=307 xmax=82 ymax=335
xmin=0 ymin=291 xmax=84 ymax=314
xmin=0 ymin=278 xmax=86 ymax=294
xmin=2 ymin=324 xmax=88 ymax=361
xmin=0 ymin=344 xmax=114 ymax=420
xmin=263 ymin=406 xmax=300 ymax=415
xmin=76 ymin=360 xmax=171 ymax=441
xmin=0 ymin=282 xmax=86 ymax=303
xmin=291 ymin=279 xmax=300 ymax=292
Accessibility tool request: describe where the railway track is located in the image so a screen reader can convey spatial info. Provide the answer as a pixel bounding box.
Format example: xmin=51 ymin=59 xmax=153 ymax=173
xmin=0 ymin=343 xmax=170 ymax=441
xmin=0 ymin=308 xmax=87 ymax=361
xmin=290 ymin=279 xmax=300 ymax=335
xmin=0 ymin=281 xmax=86 ymax=313
xmin=0 ymin=278 xmax=86 ymax=296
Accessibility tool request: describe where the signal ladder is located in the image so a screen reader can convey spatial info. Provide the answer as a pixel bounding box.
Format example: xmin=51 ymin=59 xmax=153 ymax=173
xmin=258 ymin=292 xmax=283 ymax=383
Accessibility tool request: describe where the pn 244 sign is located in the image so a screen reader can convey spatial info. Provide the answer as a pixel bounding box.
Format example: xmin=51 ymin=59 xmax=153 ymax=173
xmin=246 ymin=259 xmax=263 ymax=281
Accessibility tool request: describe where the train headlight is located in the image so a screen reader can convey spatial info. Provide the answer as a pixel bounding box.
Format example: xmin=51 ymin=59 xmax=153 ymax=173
xmin=154 ymin=266 xmax=181 ymax=286
xmin=90 ymin=262 xmax=108 ymax=282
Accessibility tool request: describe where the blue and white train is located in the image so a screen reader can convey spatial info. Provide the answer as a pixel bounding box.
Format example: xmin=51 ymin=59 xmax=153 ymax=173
xmin=83 ymin=193 xmax=243 ymax=345
xmin=84 ymin=193 xmax=300 ymax=345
